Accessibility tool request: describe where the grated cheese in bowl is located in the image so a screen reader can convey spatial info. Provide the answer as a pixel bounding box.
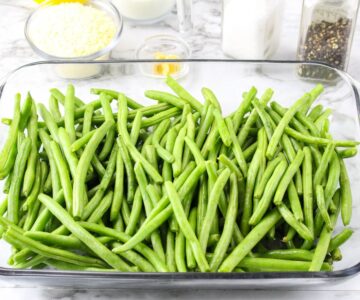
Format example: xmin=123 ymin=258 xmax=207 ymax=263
xmin=28 ymin=2 xmax=117 ymax=58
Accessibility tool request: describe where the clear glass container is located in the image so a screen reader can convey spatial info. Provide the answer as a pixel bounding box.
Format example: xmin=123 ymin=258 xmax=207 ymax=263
xmin=111 ymin=0 xmax=176 ymax=24
xmin=24 ymin=0 xmax=123 ymax=79
xmin=1 ymin=60 xmax=360 ymax=288
xmin=297 ymin=0 xmax=359 ymax=80
xmin=221 ymin=0 xmax=284 ymax=59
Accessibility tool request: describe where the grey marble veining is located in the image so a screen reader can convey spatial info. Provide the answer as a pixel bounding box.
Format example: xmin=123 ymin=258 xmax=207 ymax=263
xmin=1 ymin=1 xmax=360 ymax=299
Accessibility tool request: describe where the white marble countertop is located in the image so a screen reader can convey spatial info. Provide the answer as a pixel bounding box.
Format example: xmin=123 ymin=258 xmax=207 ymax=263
xmin=1 ymin=0 xmax=360 ymax=299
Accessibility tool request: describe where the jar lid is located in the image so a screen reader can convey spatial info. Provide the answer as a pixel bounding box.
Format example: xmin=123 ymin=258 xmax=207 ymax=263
xmin=135 ymin=34 xmax=191 ymax=79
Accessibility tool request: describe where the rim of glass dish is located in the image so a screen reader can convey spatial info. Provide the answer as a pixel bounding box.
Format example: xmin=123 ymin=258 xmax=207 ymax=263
xmin=24 ymin=0 xmax=123 ymax=61
xmin=0 ymin=59 xmax=360 ymax=281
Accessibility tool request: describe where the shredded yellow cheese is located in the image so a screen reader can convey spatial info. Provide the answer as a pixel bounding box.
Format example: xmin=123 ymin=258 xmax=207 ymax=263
xmin=29 ymin=3 xmax=116 ymax=58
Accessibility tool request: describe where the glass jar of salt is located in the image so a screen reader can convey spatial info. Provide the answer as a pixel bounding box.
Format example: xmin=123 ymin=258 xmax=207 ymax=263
xmin=297 ymin=0 xmax=359 ymax=80
xmin=221 ymin=0 xmax=284 ymax=59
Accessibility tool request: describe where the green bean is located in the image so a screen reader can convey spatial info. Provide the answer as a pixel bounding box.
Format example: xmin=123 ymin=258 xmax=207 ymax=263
xmin=172 ymin=126 xmax=187 ymax=177
xmin=165 ymin=181 xmax=209 ymax=271
xmin=260 ymin=249 xmax=314 ymax=261
xmin=314 ymin=143 xmax=335 ymax=187
xmin=328 ymin=228 xmax=353 ymax=252
xmin=339 ymin=159 xmax=352 ymax=226
xmin=307 ymin=104 xmax=323 ymax=121
xmin=64 ymin=84 xmax=76 ymax=143
xmin=18 ymin=93 xmax=33 ymax=131
xmin=271 ymin=102 xmax=314 ymax=136
xmin=50 ymin=88 xmax=85 ymax=108
xmin=117 ymin=136 xmax=136 ymax=203
xmin=252 ymin=98 xmax=274 ymax=140
xmin=111 ymin=241 xmax=156 ymax=272
xmin=38 ymin=103 xmax=61 ymax=143
xmin=273 ymin=150 xmax=304 ymax=206
xmin=31 ymin=190 xmax=65 ymax=231
xmin=210 ymin=173 xmax=238 ymax=271
xmin=3 ymin=228 xmax=105 ymax=268
xmin=267 ymin=93 xmax=310 ymax=159
xmin=285 ymin=127 xmax=359 ymax=147
xmin=239 ymin=257 xmax=330 ymax=272
xmin=287 ymin=180 xmax=304 ymax=221
xmin=232 ymin=87 xmax=257 ymax=133
xmin=82 ymin=145 xmax=118 ymax=220
xmin=254 ymin=154 xmax=283 ymax=199
xmin=23 ymin=196 xmax=41 ymax=231
xmin=201 ymin=87 xmax=221 ymax=112
xmin=125 ymin=188 xmax=143 ymax=236
xmin=200 ymin=168 xmax=231 ymax=252
xmin=175 ymin=232 xmax=187 ymax=272
xmin=238 ymin=88 xmax=273 ymax=146
xmin=165 ymin=75 xmax=202 ymax=112
xmin=22 ymin=161 xmax=41 ymax=211
xmin=38 ymin=193 xmax=133 ymax=271
xmin=57 ymin=128 xmax=78 ymax=178
xmin=77 ymin=222 xmax=168 ymax=272
xmin=201 ymin=124 xmax=220 ymax=158
xmin=303 ymin=147 xmax=314 ymax=234
xmin=183 ymin=136 xmax=205 ymax=166
xmin=280 ymin=134 xmax=303 ymax=196
xmin=49 ymin=95 xmax=62 ymax=122
xmin=185 ymin=208 xmax=197 ymax=269
xmin=243 ymin=141 xmax=258 ymax=161
xmin=73 ymin=120 xmax=114 ymax=219
xmin=212 ymin=109 xmax=232 ymax=147
xmin=90 ymin=88 xmax=143 ymax=109
xmin=309 ymin=191 xmax=340 ymax=271
xmin=141 ymin=107 xmax=181 ymax=128
xmin=3 ymin=172 xmax=12 ymax=194
xmin=134 ymin=163 xmax=166 ymax=262
xmin=97 ymin=93 xmax=116 ymax=161
xmin=219 ymin=209 xmax=281 ymax=272
xmin=8 ymin=137 xmax=32 ymax=224
xmin=22 ymin=101 xmax=38 ymax=196
xmin=314 ymin=108 xmax=332 ymax=129
xmin=25 ymin=231 xmax=85 ymax=250
xmin=82 ymin=104 xmax=94 ymax=135
xmin=70 ymin=130 xmax=95 ymax=152
xmin=218 ymin=154 xmax=242 ymax=179
xmin=315 ymin=185 xmax=332 ymax=231
xmin=166 ymin=230 xmax=177 ymax=272
xmin=0 ymin=94 xmax=21 ymax=179
xmin=323 ymin=152 xmax=340 ymax=208
xmin=118 ymin=94 xmax=163 ymax=183
xmin=87 ymin=191 xmax=113 ymax=223
xmin=337 ymin=147 xmax=357 ymax=158
xmin=182 ymin=113 xmax=196 ymax=166
xmin=225 ymin=118 xmax=248 ymax=177
xmin=117 ymin=163 xmax=205 ymax=252
xmin=130 ymin=111 xmax=143 ymax=145
xmin=50 ymin=141 xmax=73 ymax=212
xmin=110 ymin=149 xmax=125 ymax=222
xmin=153 ymin=119 xmax=174 ymax=163
xmin=241 ymin=128 xmax=267 ymax=234
xmin=301 ymin=84 xmax=325 ymax=115
xmin=145 ymin=90 xmax=186 ymax=109
xmin=250 ymin=159 xmax=287 ymax=225
xmin=277 ymin=203 xmax=314 ymax=242
xmin=196 ymin=105 xmax=215 ymax=149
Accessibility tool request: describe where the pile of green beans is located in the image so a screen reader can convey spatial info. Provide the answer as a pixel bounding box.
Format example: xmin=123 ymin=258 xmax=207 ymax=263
xmin=0 ymin=76 xmax=357 ymax=273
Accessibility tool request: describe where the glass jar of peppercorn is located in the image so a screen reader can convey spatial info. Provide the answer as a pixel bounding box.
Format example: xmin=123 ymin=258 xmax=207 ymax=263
xmin=297 ymin=0 xmax=359 ymax=80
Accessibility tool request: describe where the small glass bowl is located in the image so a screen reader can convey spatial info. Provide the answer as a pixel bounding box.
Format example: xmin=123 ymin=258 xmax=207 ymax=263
xmin=24 ymin=0 xmax=123 ymax=79
xmin=135 ymin=35 xmax=191 ymax=79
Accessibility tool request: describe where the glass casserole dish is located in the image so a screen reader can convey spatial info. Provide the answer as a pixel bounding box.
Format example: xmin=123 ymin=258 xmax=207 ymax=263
xmin=0 ymin=59 xmax=359 ymax=288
